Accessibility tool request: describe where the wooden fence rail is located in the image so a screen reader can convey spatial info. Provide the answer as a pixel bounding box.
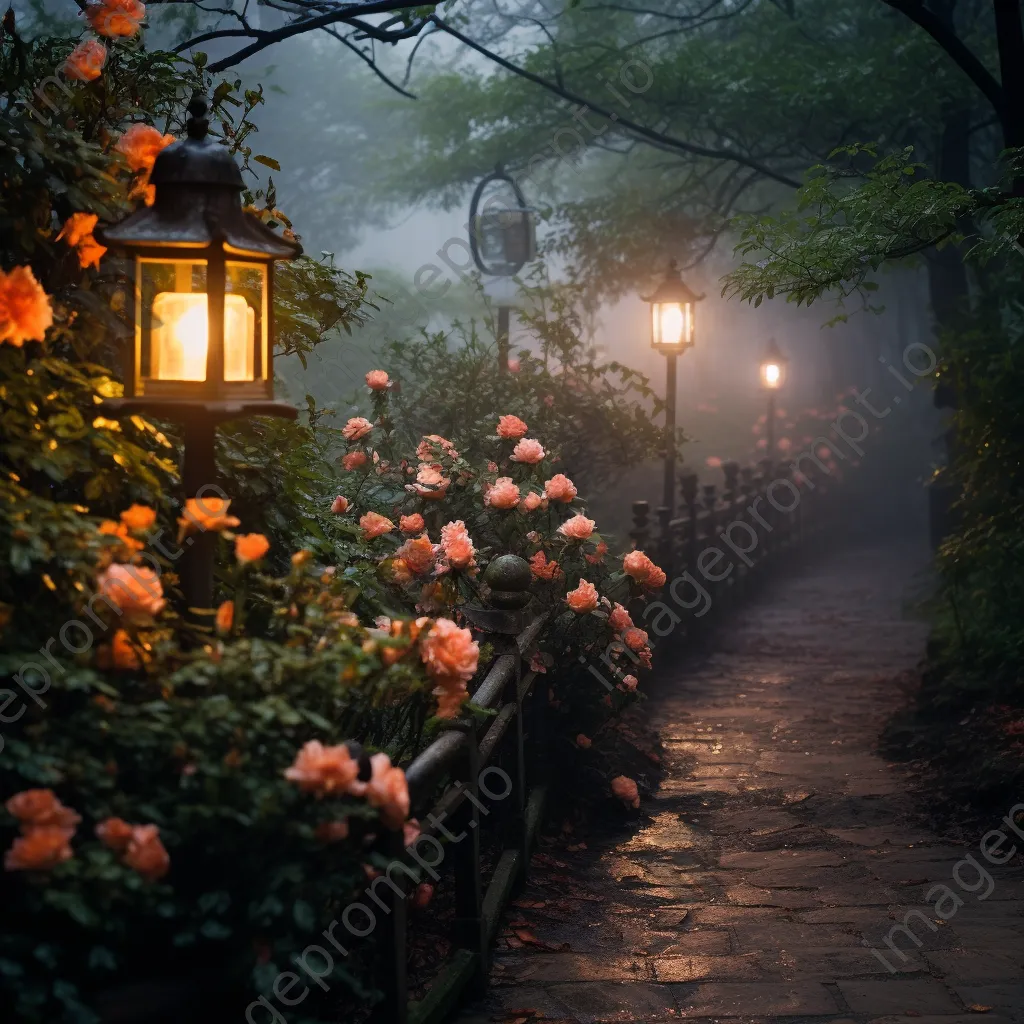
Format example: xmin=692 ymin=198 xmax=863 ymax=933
xmin=357 ymin=455 xmax=838 ymax=1024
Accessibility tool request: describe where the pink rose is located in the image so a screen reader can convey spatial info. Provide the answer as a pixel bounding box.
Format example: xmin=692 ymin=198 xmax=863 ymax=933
xmin=342 ymin=417 xmax=373 ymax=441
xmin=366 ymin=370 xmax=390 ymax=391
xmin=609 ymin=602 xmax=633 ymax=633
xmin=485 ymin=477 xmax=520 ymax=509
xmin=342 ymin=451 xmax=368 ymax=471
xmin=511 ymin=438 xmax=545 ymax=464
xmin=558 ymin=513 xmax=595 ymax=541
xmin=331 ymin=495 xmax=349 ymax=514
xmin=544 ymin=474 xmax=577 ymax=503
xmin=519 ymin=491 xmax=543 ymax=513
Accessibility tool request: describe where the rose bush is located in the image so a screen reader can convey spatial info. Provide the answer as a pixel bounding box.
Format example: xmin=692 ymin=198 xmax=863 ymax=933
xmin=0 ymin=13 xmax=669 ymax=1022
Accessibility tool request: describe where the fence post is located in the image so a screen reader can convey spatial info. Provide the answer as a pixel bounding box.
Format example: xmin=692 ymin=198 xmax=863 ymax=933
xmin=630 ymin=500 xmax=650 ymax=551
xmin=680 ymin=472 xmax=699 ymax=572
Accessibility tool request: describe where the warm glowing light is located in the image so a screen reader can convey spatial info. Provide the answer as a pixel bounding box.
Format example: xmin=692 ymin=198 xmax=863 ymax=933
xmin=764 ymin=362 xmax=781 ymax=387
xmin=652 ymin=301 xmax=692 ymax=349
xmin=151 ymin=292 xmax=255 ymax=382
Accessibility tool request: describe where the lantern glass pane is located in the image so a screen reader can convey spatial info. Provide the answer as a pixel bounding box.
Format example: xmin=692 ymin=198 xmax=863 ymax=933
xmin=761 ymin=361 xmax=784 ymax=389
xmin=225 ymin=262 xmax=267 ymax=382
xmin=138 ymin=259 xmax=208 ymax=386
xmin=652 ymin=301 xmax=693 ymax=349
xmin=477 ymin=212 xmax=508 ymax=263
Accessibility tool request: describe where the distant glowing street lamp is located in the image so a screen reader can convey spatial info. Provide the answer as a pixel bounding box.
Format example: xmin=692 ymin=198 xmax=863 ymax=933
xmin=96 ymin=95 xmax=301 ymax=630
xmin=645 ymin=259 xmax=702 ymax=516
xmin=469 ymin=166 xmax=536 ymax=373
xmin=759 ymin=338 xmax=788 ymax=464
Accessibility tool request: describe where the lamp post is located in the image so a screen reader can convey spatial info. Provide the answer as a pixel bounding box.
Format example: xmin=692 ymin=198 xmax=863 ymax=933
xmin=96 ymin=94 xmax=301 ymax=632
xmin=469 ymin=166 xmax=536 ymax=373
xmin=645 ymin=259 xmax=701 ymax=517
xmin=759 ymin=338 xmax=787 ymax=466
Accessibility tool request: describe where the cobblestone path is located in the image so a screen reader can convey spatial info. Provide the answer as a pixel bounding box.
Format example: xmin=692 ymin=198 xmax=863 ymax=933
xmin=457 ymin=540 xmax=1024 ymax=1023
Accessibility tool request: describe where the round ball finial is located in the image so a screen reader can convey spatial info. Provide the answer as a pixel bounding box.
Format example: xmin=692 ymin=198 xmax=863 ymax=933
xmin=483 ymin=554 xmax=532 ymax=610
xmin=186 ymin=94 xmax=210 ymax=140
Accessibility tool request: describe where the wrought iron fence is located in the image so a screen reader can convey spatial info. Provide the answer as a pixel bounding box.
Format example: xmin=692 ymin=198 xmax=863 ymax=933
xmin=357 ymin=456 xmax=837 ymax=1024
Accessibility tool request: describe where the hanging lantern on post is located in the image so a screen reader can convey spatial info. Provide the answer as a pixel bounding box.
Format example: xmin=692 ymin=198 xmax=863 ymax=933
xmin=648 ymin=258 xmax=699 ymax=353
xmin=96 ymin=94 xmax=302 ymax=631
xmin=760 ymin=338 xmax=788 ymax=390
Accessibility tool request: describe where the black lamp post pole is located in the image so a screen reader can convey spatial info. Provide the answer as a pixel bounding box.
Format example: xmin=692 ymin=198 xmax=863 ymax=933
xmin=766 ymin=389 xmax=776 ymax=469
xmin=663 ymin=351 xmax=678 ymax=517
xmin=180 ymin=413 xmax=218 ymax=633
xmin=497 ymin=305 xmax=510 ymax=374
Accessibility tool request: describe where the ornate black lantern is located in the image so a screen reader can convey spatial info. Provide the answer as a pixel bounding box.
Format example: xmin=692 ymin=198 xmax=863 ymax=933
xmin=646 ymin=258 xmax=700 ymax=352
xmin=468 ymin=167 xmax=536 ymax=277
xmin=760 ymin=337 xmax=788 ymax=390
xmin=97 ymin=95 xmax=301 ymax=420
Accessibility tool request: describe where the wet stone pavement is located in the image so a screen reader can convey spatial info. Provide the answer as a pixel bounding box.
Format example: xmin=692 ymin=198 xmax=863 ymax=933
xmin=454 ymin=541 xmax=1024 ymax=1024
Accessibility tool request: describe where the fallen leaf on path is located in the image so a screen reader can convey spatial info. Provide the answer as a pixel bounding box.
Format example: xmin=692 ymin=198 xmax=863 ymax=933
xmin=967 ymin=1006 xmax=993 ymax=1014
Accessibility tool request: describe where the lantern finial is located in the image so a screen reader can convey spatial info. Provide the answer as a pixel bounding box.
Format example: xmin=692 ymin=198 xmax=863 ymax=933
xmin=186 ymin=94 xmax=210 ymax=140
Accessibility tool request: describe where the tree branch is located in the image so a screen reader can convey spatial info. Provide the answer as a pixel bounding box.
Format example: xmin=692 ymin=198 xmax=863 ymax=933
xmin=882 ymin=0 xmax=1005 ymax=119
xmin=429 ymin=14 xmax=802 ymax=189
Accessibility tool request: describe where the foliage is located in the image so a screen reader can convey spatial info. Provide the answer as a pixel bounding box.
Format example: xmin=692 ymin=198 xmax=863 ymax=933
xmin=379 ymin=273 xmax=669 ymax=496
xmin=0 ymin=16 xmax=668 ymax=1023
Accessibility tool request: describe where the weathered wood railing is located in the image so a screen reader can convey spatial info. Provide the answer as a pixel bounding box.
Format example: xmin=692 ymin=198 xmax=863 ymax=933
xmin=358 ymin=456 xmax=840 ymax=1024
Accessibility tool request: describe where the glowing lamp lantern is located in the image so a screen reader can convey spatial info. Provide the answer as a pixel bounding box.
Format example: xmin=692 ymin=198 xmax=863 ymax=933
xmin=95 ymin=94 xmax=302 ymax=634
xmin=760 ymin=338 xmax=787 ymax=390
xmin=648 ymin=259 xmax=699 ymax=353
xmin=96 ymin=95 xmax=301 ymax=412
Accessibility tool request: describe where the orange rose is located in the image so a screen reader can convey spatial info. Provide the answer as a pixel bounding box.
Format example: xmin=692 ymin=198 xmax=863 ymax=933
xmin=365 ymin=370 xmax=390 ymax=391
xmin=558 ymin=513 xmax=595 ymax=541
xmin=86 ymin=0 xmax=145 ymax=37
xmin=433 ymin=677 xmax=468 ymax=720
xmin=529 ymin=551 xmax=562 ymax=581
xmin=419 ymin=617 xmax=479 ymax=685
xmin=621 ymin=674 xmax=639 ymax=692
xmin=519 ymin=491 xmax=544 ymax=513
xmin=119 ymin=504 xmax=156 ymax=533
xmin=214 ymin=600 xmax=233 ymax=634
xmin=585 ymin=540 xmax=609 ymax=565
xmin=412 ymin=462 xmax=450 ymax=501
xmin=400 ymin=513 xmax=425 ymax=534
xmin=98 ymin=518 xmax=144 ymax=553
xmin=544 ymin=473 xmax=577 ymax=503
xmin=285 ymin=740 xmax=359 ymax=795
xmin=566 ymin=579 xmax=599 ymax=614
xmin=609 ymin=602 xmax=633 ymax=633
xmin=235 ymin=533 xmax=270 ymax=563
xmin=416 ymin=435 xmax=458 ymax=461
xmin=577 ymin=734 xmax=592 ymax=749
xmin=360 ymin=511 xmax=394 ymax=540
xmin=396 ymin=535 xmax=436 ymax=576
xmin=177 ymin=496 xmax=240 ymax=538
xmin=62 ymin=39 xmax=107 ymax=80
xmin=5 ymin=789 xmax=81 ymax=829
xmin=123 ymin=824 xmax=169 ymax=881
xmin=95 ymin=563 xmax=165 ymax=619
xmin=315 ymin=820 xmax=350 ymax=843
xmin=95 ymin=816 xmax=134 ymax=852
xmin=622 ymin=550 xmax=666 ymax=589
xmin=497 ymin=415 xmax=528 ymax=439
xmin=114 ymin=123 xmax=173 ymax=206
xmin=330 ymin=495 xmax=349 ymax=514
xmin=623 ymin=627 xmax=649 ymax=652
xmin=611 ymin=775 xmax=640 ymax=808
xmin=439 ymin=520 xmax=475 ymax=570
xmin=342 ymin=451 xmax=368 ymax=471
xmin=0 ymin=265 xmax=53 ymax=347
xmin=56 ymin=212 xmax=106 ymax=269
xmin=485 ymin=477 xmax=520 ymax=510
xmin=4 ymin=826 xmax=75 ymax=871
xmin=353 ymin=753 xmax=409 ymax=829
xmin=97 ymin=629 xmax=143 ymax=670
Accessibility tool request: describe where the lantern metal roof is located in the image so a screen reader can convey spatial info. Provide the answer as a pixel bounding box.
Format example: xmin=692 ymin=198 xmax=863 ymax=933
xmin=763 ymin=338 xmax=787 ymax=364
xmin=644 ymin=259 xmax=702 ymax=305
xmin=96 ymin=95 xmax=302 ymax=261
